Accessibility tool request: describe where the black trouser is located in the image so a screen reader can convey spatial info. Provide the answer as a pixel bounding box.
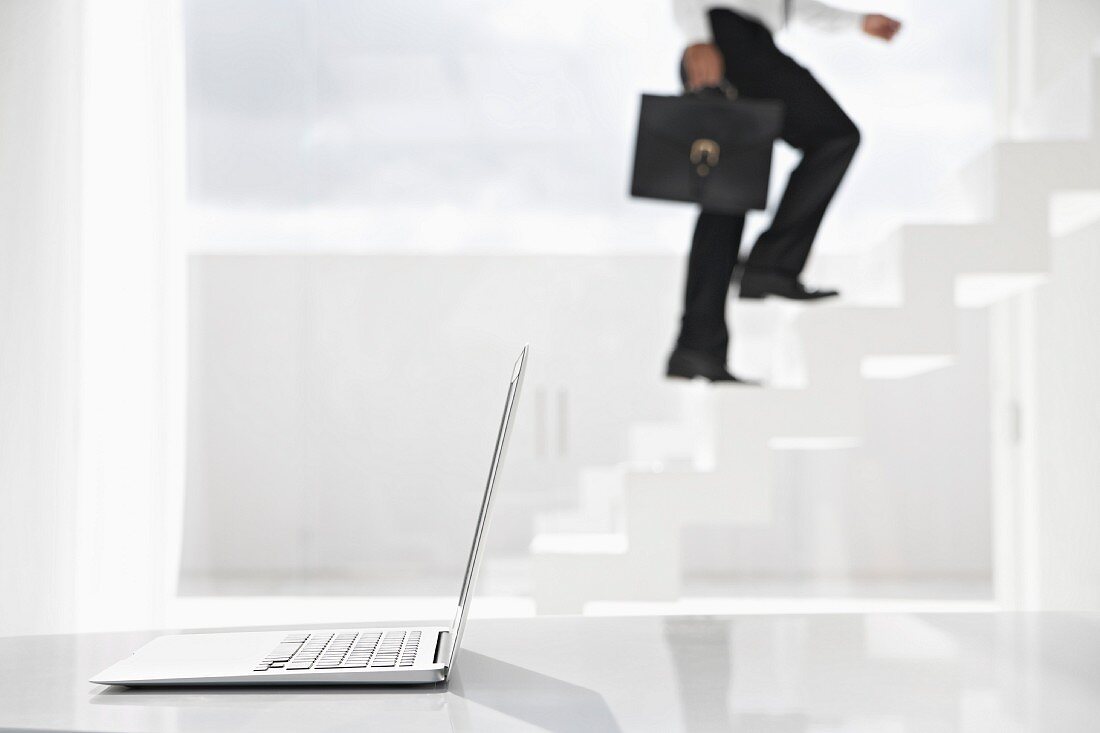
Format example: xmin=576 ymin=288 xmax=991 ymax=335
xmin=675 ymin=9 xmax=860 ymax=362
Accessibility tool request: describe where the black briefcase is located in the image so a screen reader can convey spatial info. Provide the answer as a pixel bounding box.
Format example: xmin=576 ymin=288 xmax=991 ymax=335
xmin=630 ymin=87 xmax=784 ymax=214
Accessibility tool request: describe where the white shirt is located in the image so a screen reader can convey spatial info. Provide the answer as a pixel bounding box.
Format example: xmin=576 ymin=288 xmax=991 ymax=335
xmin=673 ymin=0 xmax=862 ymax=44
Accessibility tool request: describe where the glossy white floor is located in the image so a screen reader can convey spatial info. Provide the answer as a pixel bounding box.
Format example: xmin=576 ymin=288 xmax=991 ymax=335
xmin=6 ymin=613 xmax=1099 ymax=732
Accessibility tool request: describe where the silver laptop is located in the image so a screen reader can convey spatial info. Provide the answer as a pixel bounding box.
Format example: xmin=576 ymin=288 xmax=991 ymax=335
xmin=91 ymin=345 xmax=528 ymax=687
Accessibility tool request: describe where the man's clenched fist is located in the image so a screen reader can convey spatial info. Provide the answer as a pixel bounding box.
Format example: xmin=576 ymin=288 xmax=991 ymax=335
xmin=683 ymin=43 xmax=725 ymax=90
xmin=861 ymin=14 xmax=902 ymax=41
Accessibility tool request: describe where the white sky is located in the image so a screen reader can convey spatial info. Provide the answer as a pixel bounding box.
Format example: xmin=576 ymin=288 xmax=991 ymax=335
xmin=185 ymin=0 xmax=995 ymax=257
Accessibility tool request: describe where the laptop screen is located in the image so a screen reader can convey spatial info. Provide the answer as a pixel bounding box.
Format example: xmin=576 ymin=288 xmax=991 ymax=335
xmin=446 ymin=344 xmax=528 ymax=669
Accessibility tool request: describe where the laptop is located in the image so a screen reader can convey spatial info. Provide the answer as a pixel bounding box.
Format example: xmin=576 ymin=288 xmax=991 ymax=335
xmin=91 ymin=345 xmax=528 ymax=687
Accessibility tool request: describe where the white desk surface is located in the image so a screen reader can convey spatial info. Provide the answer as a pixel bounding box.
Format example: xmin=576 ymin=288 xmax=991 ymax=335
xmin=2 ymin=612 xmax=1099 ymax=732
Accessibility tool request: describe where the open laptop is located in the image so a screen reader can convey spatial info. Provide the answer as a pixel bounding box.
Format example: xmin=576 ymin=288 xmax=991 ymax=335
xmin=91 ymin=345 xmax=528 ymax=687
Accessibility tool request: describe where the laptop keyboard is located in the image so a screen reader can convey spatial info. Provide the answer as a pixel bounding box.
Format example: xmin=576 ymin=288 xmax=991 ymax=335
xmin=253 ymin=630 xmax=422 ymax=672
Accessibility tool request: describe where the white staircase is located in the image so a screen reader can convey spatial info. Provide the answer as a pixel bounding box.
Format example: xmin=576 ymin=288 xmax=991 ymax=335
xmin=529 ymin=55 xmax=1100 ymax=615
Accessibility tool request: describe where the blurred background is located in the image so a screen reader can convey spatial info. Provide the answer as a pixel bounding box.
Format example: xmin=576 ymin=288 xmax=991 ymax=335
xmin=2 ymin=0 xmax=1099 ymax=636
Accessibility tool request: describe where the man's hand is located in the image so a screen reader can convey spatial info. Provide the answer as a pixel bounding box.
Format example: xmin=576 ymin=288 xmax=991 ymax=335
xmin=683 ymin=43 xmax=724 ymax=90
xmin=862 ymin=14 xmax=902 ymax=41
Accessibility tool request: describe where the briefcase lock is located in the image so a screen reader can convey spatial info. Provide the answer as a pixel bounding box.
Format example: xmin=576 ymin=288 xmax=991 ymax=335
xmin=690 ymin=139 xmax=720 ymax=176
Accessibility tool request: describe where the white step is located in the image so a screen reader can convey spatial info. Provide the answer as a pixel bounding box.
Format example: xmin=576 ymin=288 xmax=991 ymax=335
xmin=532 ymin=382 xmax=866 ymax=613
xmin=796 ymin=305 xmax=955 ymax=369
xmin=627 ymin=422 xmax=699 ymax=465
xmin=534 ymin=466 xmax=625 ymax=534
xmin=898 ymin=222 xmax=1055 ymax=310
xmin=532 ymin=461 xmax=774 ymax=613
xmin=1050 ymin=189 xmax=1100 ymax=238
xmin=960 ymin=139 xmax=1100 ymax=222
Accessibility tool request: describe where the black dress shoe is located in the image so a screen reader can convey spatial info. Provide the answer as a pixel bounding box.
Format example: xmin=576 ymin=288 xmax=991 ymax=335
xmin=739 ymin=271 xmax=839 ymax=301
xmin=666 ymin=349 xmax=759 ymax=384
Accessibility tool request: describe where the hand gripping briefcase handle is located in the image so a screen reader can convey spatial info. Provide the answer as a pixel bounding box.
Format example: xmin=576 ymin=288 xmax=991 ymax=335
xmin=684 ymin=79 xmax=739 ymax=101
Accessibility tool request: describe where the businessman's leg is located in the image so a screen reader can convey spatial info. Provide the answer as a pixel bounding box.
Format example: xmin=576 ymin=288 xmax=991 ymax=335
xmin=670 ymin=38 xmax=752 ymax=381
xmin=743 ymin=59 xmax=860 ymax=278
xmin=672 ymin=211 xmax=745 ymax=369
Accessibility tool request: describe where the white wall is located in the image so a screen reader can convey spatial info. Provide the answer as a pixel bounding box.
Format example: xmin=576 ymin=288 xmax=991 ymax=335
xmin=181 ymin=254 xmax=686 ymax=593
xmin=1034 ymin=220 xmax=1100 ymax=610
xmin=1024 ymin=0 xmax=1100 ymax=97
xmin=1000 ymin=0 xmax=1100 ymax=137
xmin=182 ymin=255 xmax=993 ymax=596
xmin=992 ymin=0 xmax=1100 ymax=611
xmin=0 ymin=0 xmax=82 ymax=636
xmin=0 ymin=0 xmax=185 ymax=636
xmin=73 ymin=0 xmax=187 ymax=634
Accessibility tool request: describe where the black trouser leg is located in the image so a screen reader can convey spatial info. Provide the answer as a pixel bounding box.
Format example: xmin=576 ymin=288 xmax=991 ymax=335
xmin=674 ymin=211 xmax=745 ymax=362
xmin=709 ymin=9 xmax=861 ymax=278
xmin=745 ymin=122 xmax=860 ymax=277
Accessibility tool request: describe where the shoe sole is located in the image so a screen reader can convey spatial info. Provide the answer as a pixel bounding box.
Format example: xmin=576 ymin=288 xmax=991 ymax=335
xmin=738 ymin=291 xmax=839 ymax=302
xmin=666 ymin=371 xmax=761 ymax=386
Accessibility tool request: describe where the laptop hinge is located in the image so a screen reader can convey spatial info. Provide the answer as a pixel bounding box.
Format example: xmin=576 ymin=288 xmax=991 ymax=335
xmin=434 ymin=630 xmax=453 ymax=666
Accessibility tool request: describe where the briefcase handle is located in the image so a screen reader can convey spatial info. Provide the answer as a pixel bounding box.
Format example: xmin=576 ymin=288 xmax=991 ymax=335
xmin=684 ymin=79 xmax=739 ymax=101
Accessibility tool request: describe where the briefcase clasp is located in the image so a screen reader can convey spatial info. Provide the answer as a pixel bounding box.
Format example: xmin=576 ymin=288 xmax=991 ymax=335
xmin=690 ymin=139 xmax=720 ymax=176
